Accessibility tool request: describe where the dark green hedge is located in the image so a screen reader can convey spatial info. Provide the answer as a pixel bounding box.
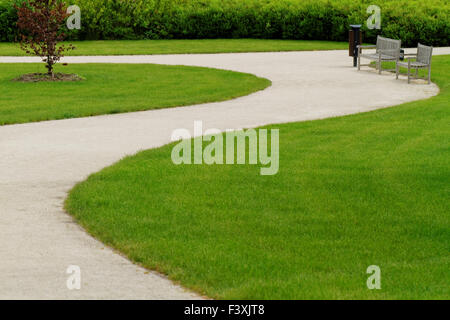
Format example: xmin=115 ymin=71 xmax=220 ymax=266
xmin=1 ymin=0 xmax=449 ymax=47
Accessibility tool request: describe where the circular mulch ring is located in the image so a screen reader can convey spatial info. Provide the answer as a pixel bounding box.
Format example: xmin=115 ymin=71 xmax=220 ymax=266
xmin=13 ymin=73 xmax=84 ymax=83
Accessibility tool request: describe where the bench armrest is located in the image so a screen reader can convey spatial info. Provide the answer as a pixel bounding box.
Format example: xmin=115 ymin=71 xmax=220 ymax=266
xmin=357 ymin=45 xmax=376 ymax=49
xmin=357 ymin=45 xmax=376 ymax=55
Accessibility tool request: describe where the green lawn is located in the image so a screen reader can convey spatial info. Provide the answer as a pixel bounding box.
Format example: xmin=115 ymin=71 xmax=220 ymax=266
xmin=0 ymin=63 xmax=270 ymax=125
xmin=0 ymin=39 xmax=348 ymax=56
xmin=65 ymin=55 xmax=450 ymax=299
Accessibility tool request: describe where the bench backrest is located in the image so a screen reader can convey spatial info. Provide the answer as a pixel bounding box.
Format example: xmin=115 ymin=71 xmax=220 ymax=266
xmin=417 ymin=43 xmax=433 ymax=65
xmin=376 ymin=36 xmax=401 ymax=58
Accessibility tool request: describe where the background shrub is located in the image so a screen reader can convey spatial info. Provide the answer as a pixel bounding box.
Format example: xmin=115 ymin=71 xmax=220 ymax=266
xmin=0 ymin=0 xmax=449 ymax=47
xmin=0 ymin=0 xmax=25 ymax=41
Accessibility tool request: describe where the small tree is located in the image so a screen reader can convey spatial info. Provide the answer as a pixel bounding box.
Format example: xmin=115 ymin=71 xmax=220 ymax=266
xmin=15 ymin=0 xmax=74 ymax=77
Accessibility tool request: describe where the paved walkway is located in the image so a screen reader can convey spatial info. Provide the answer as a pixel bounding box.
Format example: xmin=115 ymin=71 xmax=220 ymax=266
xmin=0 ymin=49 xmax=448 ymax=299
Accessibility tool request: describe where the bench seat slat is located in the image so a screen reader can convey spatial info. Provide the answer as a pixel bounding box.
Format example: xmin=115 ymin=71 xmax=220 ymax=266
xmin=360 ymin=53 xmax=398 ymax=61
xmin=397 ymin=61 xmax=429 ymax=68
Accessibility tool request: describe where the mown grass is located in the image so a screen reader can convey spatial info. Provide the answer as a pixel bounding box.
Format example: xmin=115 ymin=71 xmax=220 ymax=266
xmin=66 ymin=55 xmax=450 ymax=299
xmin=0 ymin=63 xmax=270 ymax=125
xmin=0 ymin=39 xmax=348 ymax=56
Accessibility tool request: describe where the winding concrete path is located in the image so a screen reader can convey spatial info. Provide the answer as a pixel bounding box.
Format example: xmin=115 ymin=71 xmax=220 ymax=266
xmin=1 ymin=49 xmax=449 ymax=299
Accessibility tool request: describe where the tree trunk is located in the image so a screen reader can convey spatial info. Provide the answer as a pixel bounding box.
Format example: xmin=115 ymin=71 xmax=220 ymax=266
xmin=46 ymin=56 xmax=53 ymax=78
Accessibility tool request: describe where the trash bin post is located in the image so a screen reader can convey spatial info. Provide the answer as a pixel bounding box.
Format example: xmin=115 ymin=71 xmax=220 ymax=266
xmin=349 ymin=24 xmax=362 ymax=67
xmin=400 ymin=49 xmax=405 ymax=61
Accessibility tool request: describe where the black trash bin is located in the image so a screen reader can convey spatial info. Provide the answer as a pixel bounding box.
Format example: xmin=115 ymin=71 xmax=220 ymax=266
xmin=349 ymin=24 xmax=362 ymax=67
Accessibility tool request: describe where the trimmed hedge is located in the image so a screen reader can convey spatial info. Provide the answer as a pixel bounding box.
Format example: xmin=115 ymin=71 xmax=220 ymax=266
xmin=1 ymin=0 xmax=449 ymax=46
xmin=0 ymin=0 xmax=22 ymax=41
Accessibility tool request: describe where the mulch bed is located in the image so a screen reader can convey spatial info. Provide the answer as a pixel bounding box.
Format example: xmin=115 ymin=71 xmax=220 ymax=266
xmin=13 ymin=73 xmax=84 ymax=83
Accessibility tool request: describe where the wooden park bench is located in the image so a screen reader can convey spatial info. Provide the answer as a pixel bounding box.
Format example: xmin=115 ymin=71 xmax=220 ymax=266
xmin=357 ymin=36 xmax=402 ymax=74
xmin=396 ymin=43 xmax=433 ymax=84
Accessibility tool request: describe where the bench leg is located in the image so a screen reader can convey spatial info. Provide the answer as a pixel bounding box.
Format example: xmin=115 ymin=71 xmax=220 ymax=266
xmin=428 ymin=65 xmax=431 ymax=84
xmin=378 ymin=55 xmax=382 ymax=74
xmin=358 ymin=55 xmax=361 ymax=71
xmin=407 ymin=61 xmax=411 ymax=84
xmin=396 ymin=62 xmax=399 ymax=80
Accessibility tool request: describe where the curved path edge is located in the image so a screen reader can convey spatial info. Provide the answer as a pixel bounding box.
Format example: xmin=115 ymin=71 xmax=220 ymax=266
xmin=0 ymin=49 xmax=449 ymax=299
